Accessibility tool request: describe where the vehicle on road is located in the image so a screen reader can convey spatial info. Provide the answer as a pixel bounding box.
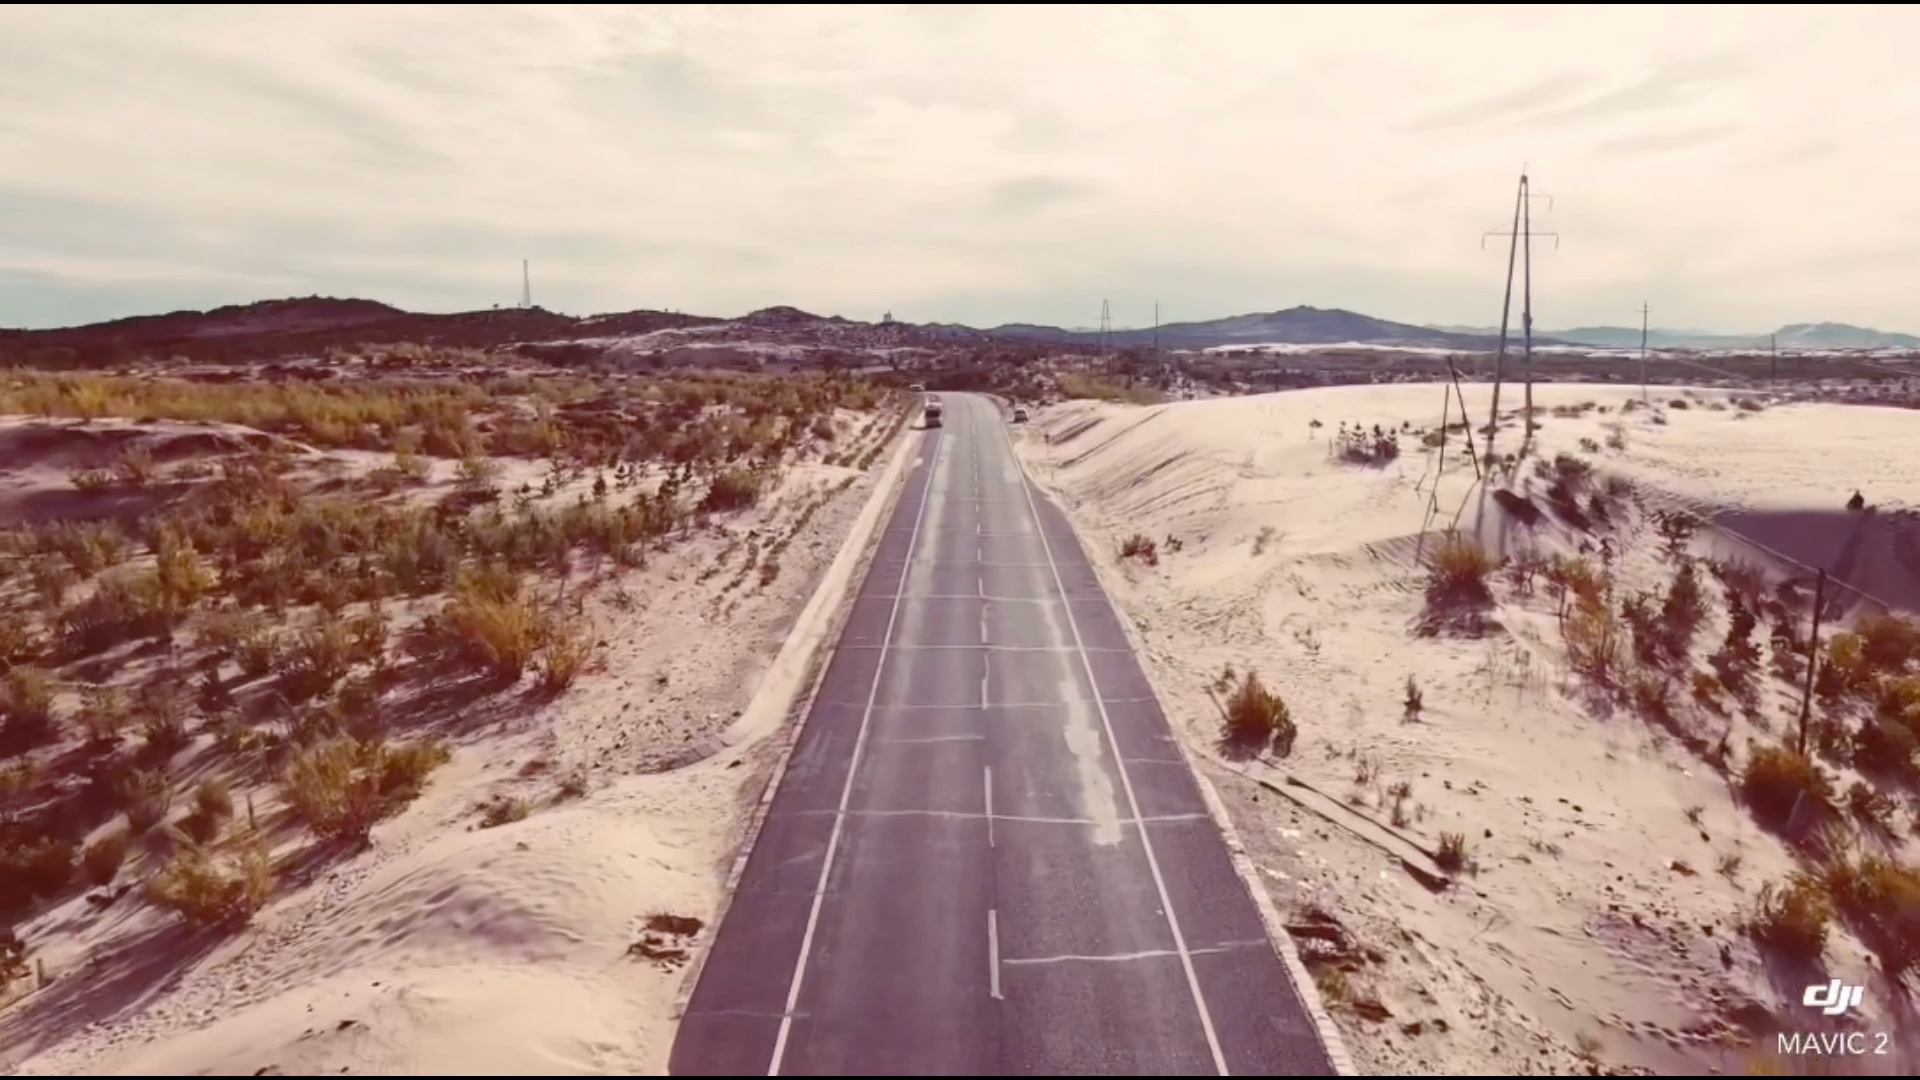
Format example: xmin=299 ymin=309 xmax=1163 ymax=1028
xmin=923 ymin=397 xmax=943 ymax=428
xmin=1012 ymin=405 xmax=1029 ymax=423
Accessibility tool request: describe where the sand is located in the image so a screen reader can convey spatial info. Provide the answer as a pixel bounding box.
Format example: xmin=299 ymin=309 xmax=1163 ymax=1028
xmin=2 ymin=413 xmax=918 ymax=1077
xmin=1015 ymin=382 xmax=1920 ymax=1075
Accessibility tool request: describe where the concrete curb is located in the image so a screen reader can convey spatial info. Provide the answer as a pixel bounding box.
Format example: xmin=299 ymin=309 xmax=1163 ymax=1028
xmin=671 ymin=411 xmax=922 ymax=1023
xmin=1008 ymin=420 xmax=1360 ymax=1078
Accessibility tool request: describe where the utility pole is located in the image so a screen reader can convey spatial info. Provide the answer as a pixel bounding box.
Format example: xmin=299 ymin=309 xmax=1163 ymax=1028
xmin=1099 ymin=299 xmax=1112 ymax=372
xmin=1481 ymin=170 xmax=1558 ymax=463
xmin=1521 ymin=177 xmax=1538 ymax=429
xmin=521 ymin=259 xmax=532 ymax=309
xmin=1640 ymin=302 xmax=1651 ymax=403
xmin=1771 ymin=333 xmax=1778 ymax=388
xmin=1797 ymin=570 xmax=1829 ymax=757
xmin=1483 ymin=182 xmax=1523 ymax=466
xmin=1153 ymin=300 xmax=1160 ymax=354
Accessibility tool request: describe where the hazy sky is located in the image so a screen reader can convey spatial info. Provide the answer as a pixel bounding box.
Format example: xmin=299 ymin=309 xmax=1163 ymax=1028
xmin=4 ymin=4 xmax=1919 ymax=332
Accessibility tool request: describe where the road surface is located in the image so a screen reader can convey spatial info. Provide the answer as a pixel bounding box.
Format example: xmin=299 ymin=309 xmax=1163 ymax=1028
xmin=670 ymin=393 xmax=1335 ymax=1076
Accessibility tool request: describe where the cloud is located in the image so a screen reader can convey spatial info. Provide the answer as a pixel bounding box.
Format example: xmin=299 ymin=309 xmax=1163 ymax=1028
xmin=985 ymin=176 xmax=1100 ymax=215
xmin=1593 ymin=123 xmax=1742 ymax=159
xmin=1406 ymin=73 xmax=1600 ymax=133
xmin=3 ymin=4 xmax=1920 ymax=332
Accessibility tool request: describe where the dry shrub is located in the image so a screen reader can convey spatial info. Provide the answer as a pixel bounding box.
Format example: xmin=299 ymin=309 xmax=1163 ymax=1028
xmin=441 ymin=590 xmax=542 ymax=679
xmin=1435 ymin=831 xmax=1472 ymax=873
xmin=0 ymin=832 xmax=74 ymax=914
xmin=1746 ymin=874 xmax=1832 ymax=962
xmin=1741 ymin=744 xmax=1834 ymax=831
xmin=282 ymin=736 xmax=450 ymax=842
xmin=1222 ymin=670 xmax=1296 ymax=756
xmin=1424 ymin=534 xmax=1495 ymax=611
xmin=1821 ymin=851 xmax=1920 ymax=975
xmin=538 ymin=618 xmax=595 ymax=692
xmin=81 ymin=828 xmax=130 ymax=886
xmin=146 ymin=837 xmax=271 ymax=928
xmin=76 ymin=683 xmax=131 ymax=745
xmin=701 ymin=468 xmax=766 ymax=513
xmin=0 ymin=667 xmax=59 ymax=754
xmin=1119 ymin=533 xmax=1159 ymax=566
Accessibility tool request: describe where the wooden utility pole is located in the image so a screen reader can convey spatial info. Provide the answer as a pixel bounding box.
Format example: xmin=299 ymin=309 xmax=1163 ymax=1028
xmin=1483 ymin=178 xmax=1524 ymax=465
xmin=1796 ymin=569 xmax=1829 ymax=756
xmin=1639 ymin=303 xmax=1651 ymax=403
xmin=1521 ymin=179 xmax=1537 ymax=428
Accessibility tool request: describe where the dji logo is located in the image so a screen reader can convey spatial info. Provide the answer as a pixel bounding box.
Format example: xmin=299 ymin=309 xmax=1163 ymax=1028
xmin=1803 ymin=979 xmax=1865 ymax=1017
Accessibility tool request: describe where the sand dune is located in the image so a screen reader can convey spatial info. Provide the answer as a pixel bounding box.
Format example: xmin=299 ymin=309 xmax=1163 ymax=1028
xmin=3 ymin=401 xmax=916 ymax=1077
xmin=1016 ymin=382 xmax=1920 ymax=1075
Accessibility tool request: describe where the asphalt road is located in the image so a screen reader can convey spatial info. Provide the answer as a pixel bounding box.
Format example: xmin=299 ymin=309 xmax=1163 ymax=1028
xmin=670 ymin=393 xmax=1335 ymax=1077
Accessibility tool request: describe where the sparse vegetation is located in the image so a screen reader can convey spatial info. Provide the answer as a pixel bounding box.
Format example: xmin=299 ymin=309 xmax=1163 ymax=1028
xmin=1333 ymin=422 xmax=1401 ymax=466
xmin=0 ymin=361 xmax=906 ymax=974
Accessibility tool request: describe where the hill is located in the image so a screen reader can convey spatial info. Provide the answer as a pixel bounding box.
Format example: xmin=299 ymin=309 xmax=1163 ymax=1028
xmin=0 ymin=298 xmax=728 ymax=367
xmin=991 ymin=305 xmax=1532 ymax=350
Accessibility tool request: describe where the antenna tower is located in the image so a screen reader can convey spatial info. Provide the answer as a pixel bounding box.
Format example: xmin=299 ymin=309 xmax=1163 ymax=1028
xmin=521 ymin=259 xmax=532 ymax=309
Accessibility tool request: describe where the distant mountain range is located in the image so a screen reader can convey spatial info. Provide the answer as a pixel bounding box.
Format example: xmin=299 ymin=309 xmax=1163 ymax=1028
xmin=1426 ymin=321 xmax=1920 ymax=351
xmin=7 ymin=296 xmax=1917 ymax=367
xmin=988 ymin=306 xmax=1539 ymax=350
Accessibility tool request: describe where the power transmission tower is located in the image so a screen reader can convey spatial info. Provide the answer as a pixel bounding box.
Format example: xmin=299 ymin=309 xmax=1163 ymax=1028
xmin=521 ymin=259 xmax=532 ymax=309
xmin=1481 ymin=170 xmax=1559 ymax=460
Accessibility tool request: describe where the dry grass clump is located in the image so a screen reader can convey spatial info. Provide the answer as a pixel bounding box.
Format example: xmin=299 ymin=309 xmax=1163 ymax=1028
xmin=1219 ymin=668 xmax=1297 ymax=757
xmin=1745 ymin=873 xmax=1833 ymax=962
xmin=1740 ymin=745 xmax=1834 ymax=833
xmin=1119 ymin=532 xmax=1160 ymax=567
xmin=1423 ymin=534 xmax=1496 ymax=615
xmin=146 ymin=836 xmax=272 ymax=928
xmin=282 ymin=736 xmax=451 ymax=844
xmin=432 ymin=573 xmax=595 ymax=686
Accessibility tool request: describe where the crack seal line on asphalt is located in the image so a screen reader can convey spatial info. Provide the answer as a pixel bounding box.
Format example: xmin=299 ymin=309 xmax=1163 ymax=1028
xmin=998 ymin=411 xmax=1233 ymax=1077
xmin=765 ymin=425 xmax=946 ymax=1077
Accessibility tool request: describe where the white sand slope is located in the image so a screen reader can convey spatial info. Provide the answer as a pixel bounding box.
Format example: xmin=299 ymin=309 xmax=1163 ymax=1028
xmin=1016 ymin=382 xmax=1920 ymax=1075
